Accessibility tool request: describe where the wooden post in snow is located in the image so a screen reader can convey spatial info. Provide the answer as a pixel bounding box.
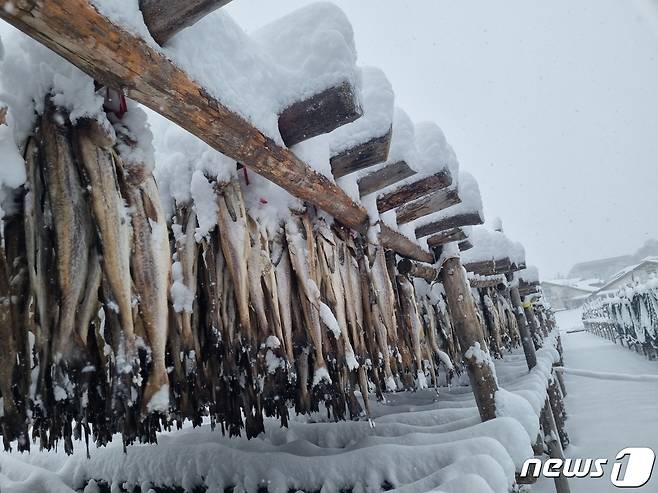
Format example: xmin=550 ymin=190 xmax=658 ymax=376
xmin=540 ymin=399 xmax=572 ymax=493
xmin=440 ymin=253 xmax=498 ymax=421
xmin=507 ymin=274 xmax=538 ymax=370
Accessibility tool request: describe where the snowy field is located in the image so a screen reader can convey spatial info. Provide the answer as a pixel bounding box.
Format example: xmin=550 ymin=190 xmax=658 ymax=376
xmin=536 ymin=308 xmax=658 ymax=493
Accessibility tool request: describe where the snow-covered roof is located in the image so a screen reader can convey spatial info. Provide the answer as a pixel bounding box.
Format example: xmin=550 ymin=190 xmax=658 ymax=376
xmin=541 ymin=277 xmax=603 ymax=293
xmin=596 ymin=256 xmax=658 ymax=292
xmin=461 ymin=226 xmax=525 ymax=266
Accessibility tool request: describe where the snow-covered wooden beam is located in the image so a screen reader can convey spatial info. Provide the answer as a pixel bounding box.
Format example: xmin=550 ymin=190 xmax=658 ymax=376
xmin=139 ymin=0 xmax=233 ymax=45
xmin=463 ymin=257 xmax=513 ymax=276
xmin=379 ymin=223 xmax=434 ymax=263
xmin=278 ymin=82 xmax=362 ymax=147
xmin=426 ymin=227 xmax=466 ymax=248
xmin=376 ymin=170 xmax=452 ymax=214
xmin=458 ymin=238 xmax=473 ymax=251
xmin=0 ymin=0 xmax=369 ymax=232
xmin=330 ymin=127 xmax=392 ymax=179
xmin=396 ymin=187 xmax=460 ymax=225
xmin=416 ymin=211 xmax=483 ymax=239
xmin=468 ymin=276 xmax=506 ymax=289
xmin=358 ymin=160 xmax=416 ymax=197
xmin=397 ymin=258 xmax=439 ymax=283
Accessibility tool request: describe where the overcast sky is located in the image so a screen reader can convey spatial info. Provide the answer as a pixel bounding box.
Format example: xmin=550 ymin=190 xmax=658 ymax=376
xmin=226 ymin=0 xmax=658 ymax=278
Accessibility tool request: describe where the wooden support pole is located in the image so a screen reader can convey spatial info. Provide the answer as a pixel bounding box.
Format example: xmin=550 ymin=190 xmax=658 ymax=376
xmin=523 ymin=302 xmax=545 ymax=346
xmin=278 ymin=82 xmax=363 ymax=147
xmin=138 ymin=0 xmax=233 ymax=45
xmin=397 ymin=258 xmax=439 ymax=283
xmin=376 ymin=170 xmax=452 ymax=214
xmin=379 ymin=223 xmax=434 ymax=263
xmin=330 ymin=128 xmax=392 ymax=179
xmin=441 ymin=256 xmax=498 ymax=421
xmin=395 ymin=187 xmax=460 ymax=224
xmin=0 ymin=0 xmax=369 ymax=233
xmin=548 ymin=377 xmax=570 ymax=449
xmin=358 ymin=161 xmax=416 ymax=197
xmin=416 ymin=211 xmax=483 ymax=239
xmin=508 ymin=279 xmax=538 ymax=370
xmin=540 ymin=399 xmax=572 ymax=493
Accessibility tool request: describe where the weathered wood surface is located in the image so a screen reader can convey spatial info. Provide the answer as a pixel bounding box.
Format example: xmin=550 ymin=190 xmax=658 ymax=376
xmin=396 ymin=187 xmax=460 ymax=225
xmin=415 ymin=211 xmax=483 ymax=239
xmin=278 ymin=82 xmax=362 ymax=147
xmin=330 ymin=127 xmax=392 ymax=179
xmin=397 ymin=258 xmax=439 ymax=283
xmin=463 ymin=257 xmax=512 ymax=277
xmin=379 ymin=223 xmax=434 ymax=263
xmin=468 ymin=276 xmax=506 ymax=289
xmin=376 ymin=170 xmax=452 ymax=214
xmin=139 ymin=0 xmax=232 ymax=45
xmin=0 ymin=106 xmax=6 ymax=125
xmin=540 ymin=400 xmax=572 ymax=493
xmin=426 ymin=227 xmax=465 ymax=248
xmin=358 ymin=160 xmax=416 ymax=197
xmin=441 ymin=256 xmax=498 ymax=421
xmin=0 ymin=0 xmax=369 ymax=233
xmin=458 ymin=239 xmax=473 ymax=251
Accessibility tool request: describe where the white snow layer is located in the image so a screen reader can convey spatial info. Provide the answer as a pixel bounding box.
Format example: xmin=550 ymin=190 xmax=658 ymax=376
xmin=461 ymin=225 xmax=526 ymax=266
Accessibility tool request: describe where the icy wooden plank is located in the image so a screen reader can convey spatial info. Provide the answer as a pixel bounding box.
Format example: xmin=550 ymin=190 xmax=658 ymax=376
xmin=139 ymin=0 xmax=233 ymax=45
xmin=278 ymin=82 xmax=362 ymax=147
xmin=379 ymin=223 xmax=434 ymax=263
xmin=426 ymin=227 xmax=466 ymax=248
xmin=396 ymin=187 xmax=461 ymax=225
xmin=330 ymin=127 xmax=392 ymax=179
xmin=0 ymin=0 xmax=369 ymax=232
xmin=416 ymin=212 xmax=483 ymax=239
xmin=357 ymin=160 xmax=416 ymax=197
xmin=376 ymin=170 xmax=452 ymax=214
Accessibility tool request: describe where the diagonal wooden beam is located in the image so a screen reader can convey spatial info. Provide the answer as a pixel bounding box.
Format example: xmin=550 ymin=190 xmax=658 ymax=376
xmin=396 ymin=187 xmax=460 ymax=225
xmin=0 ymin=0 xmax=369 ymax=233
xmin=379 ymin=223 xmax=434 ymax=263
xmin=139 ymin=0 xmax=233 ymax=45
xmin=358 ymin=160 xmax=416 ymax=197
xmin=376 ymin=169 xmax=452 ymax=214
xmin=415 ymin=211 xmax=483 ymax=239
xmin=330 ymin=127 xmax=392 ymax=179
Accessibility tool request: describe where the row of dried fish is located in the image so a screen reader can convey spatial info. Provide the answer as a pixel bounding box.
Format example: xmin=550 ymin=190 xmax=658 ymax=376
xmin=0 ymin=101 xmax=520 ymax=454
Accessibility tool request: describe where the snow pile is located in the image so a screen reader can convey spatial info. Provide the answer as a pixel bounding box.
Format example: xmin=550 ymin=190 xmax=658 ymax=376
xmin=1 ymin=389 xmax=537 ymax=493
xmin=253 ymin=2 xmax=360 ymax=114
xmin=518 ymin=265 xmax=540 ymax=284
xmin=329 ymin=66 xmax=394 ymax=156
xmin=461 ymin=226 xmax=526 ymax=266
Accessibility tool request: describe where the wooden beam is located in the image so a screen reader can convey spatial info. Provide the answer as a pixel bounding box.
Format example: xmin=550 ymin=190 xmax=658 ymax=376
xmin=415 ymin=211 xmax=483 ymax=239
xmin=138 ymin=0 xmax=232 ymax=45
xmin=376 ymin=170 xmax=452 ymax=214
xmin=0 ymin=105 xmax=6 ymax=125
xmin=458 ymin=239 xmax=473 ymax=251
xmin=426 ymin=227 xmax=465 ymax=248
xmin=0 ymin=0 xmax=369 ymax=233
xmin=396 ymin=187 xmax=460 ymax=225
xmin=330 ymin=127 xmax=392 ymax=179
xmin=278 ymin=82 xmax=362 ymax=147
xmin=379 ymin=223 xmax=434 ymax=263
xmin=397 ymin=258 xmax=439 ymax=283
xmin=464 ymin=257 xmax=512 ymax=277
xmin=468 ymin=276 xmax=506 ymax=289
xmin=358 ymin=160 xmax=416 ymax=197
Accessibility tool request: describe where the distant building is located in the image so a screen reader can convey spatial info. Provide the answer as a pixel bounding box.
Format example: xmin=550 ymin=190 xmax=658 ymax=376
xmin=568 ymin=255 xmax=634 ymax=281
xmin=591 ymin=257 xmax=658 ymax=297
xmin=541 ymin=278 xmax=603 ymax=310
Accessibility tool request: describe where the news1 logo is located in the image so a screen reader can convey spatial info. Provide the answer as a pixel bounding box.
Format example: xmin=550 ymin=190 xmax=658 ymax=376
xmin=521 ymin=447 xmax=656 ymax=487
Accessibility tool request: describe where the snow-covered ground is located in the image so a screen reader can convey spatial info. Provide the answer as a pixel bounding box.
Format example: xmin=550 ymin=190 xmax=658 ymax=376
xmin=536 ymin=308 xmax=658 ymax=493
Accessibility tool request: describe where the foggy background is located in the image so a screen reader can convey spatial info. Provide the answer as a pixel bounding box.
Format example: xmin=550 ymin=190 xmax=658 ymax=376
xmin=2 ymin=1 xmax=658 ymax=279
xmin=226 ymin=0 xmax=658 ymax=279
